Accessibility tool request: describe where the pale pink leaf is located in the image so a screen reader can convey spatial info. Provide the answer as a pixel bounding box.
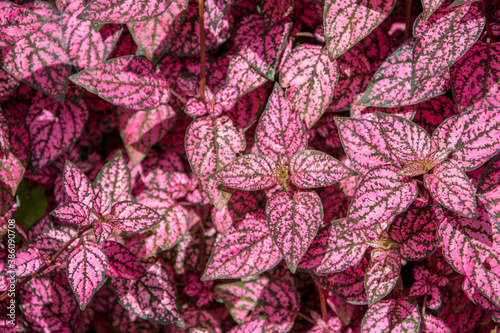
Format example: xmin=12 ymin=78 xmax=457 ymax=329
xmin=51 ymin=201 xmax=91 ymax=226
xmin=364 ymin=248 xmax=401 ymax=305
xmin=135 ymin=188 xmax=176 ymax=216
xmin=15 ymin=246 xmax=44 ymax=278
xmin=102 ymin=240 xmax=144 ymax=278
xmin=477 ymin=154 xmax=500 ymax=220
xmin=78 ymin=0 xmax=170 ymax=23
xmin=0 ymin=1 xmax=47 ymax=47
xmin=94 ymin=151 xmax=132 ymax=203
xmin=62 ymin=161 xmax=94 ymax=207
xmin=110 ymin=201 xmax=161 ymax=234
xmin=225 ymin=52 xmax=268 ymax=98
xmin=360 ymin=297 xmax=420 ymax=332
xmin=422 ymin=314 xmax=451 ymax=333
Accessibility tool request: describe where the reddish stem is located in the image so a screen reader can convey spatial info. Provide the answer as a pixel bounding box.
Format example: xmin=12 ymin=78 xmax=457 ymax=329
xmin=198 ymin=0 xmax=206 ymax=100
xmin=405 ymin=0 xmax=413 ymax=40
xmin=14 ymin=221 xmax=28 ymax=243
xmin=317 ymin=281 xmax=328 ymax=322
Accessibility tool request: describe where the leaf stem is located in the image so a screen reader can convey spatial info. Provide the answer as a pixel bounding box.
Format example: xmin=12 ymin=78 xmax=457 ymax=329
xmin=0 ymin=225 xmax=92 ymax=302
xmin=169 ymin=88 xmax=187 ymax=104
xmin=317 ymin=281 xmax=328 ymax=322
xmin=294 ymin=311 xmax=316 ymax=325
xmin=198 ymin=0 xmax=206 ymax=101
xmin=421 ymin=294 xmax=428 ymax=318
xmin=292 ymin=32 xmax=316 ymax=38
xmin=485 ymin=0 xmax=497 ymax=43
xmin=76 ymin=304 xmax=89 ymax=333
xmin=14 ymin=221 xmax=28 ymax=244
xmin=405 ymin=0 xmax=413 ymax=40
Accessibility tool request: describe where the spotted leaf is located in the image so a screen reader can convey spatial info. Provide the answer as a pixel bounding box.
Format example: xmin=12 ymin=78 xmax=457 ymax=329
xmin=289 ymin=150 xmax=355 ymax=189
xmin=364 ymin=249 xmax=401 ymax=306
xmin=266 ymin=190 xmax=323 ymax=273
xmin=226 ymin=53 xmax=268 ymax=98
xmin=424 ymin=162 xmax=476 ymax=219
xmin=110 ymin=201 xmax=161 ymax=234
xmin=26 ymin=226 xmax=76 ymax=264
xmin=397 ymin=149 xmax=451 ymax=177
xmin=78 ymin=0 xmax=170 ymax=23
xmin=70 ymin=56 xmax=170 ymax=111
xmin=280 ymin=45 xmax=339 ymax=127
xmin=2 ymin=22 xmax=71 ymax=103
xmin=411 ymin=0 xmax=485 ymax=93
xmin=361 ymin=297 xmax=421 ymax=332
xmin=388 ymin=206 xmax=441 ymax=260
xmin=477 ymin=154 xmax=500 ymax=221
xmin=112 ymin=258 xmax=183 ymax=326
xmin=376 ymin=112 xmax=432 ymax=165
xmin=0 ymin=69 xmax=18 ymax=99
xmin=102 ymin=241 xmax=144 ymax=278
xmin=94 ymin=151 xmax=132 ymax=203
xmin=14 ymin=246 xmax=44 ymax=278
xmin=66 ymin=241 xmax=108 ymax=310
xmin=51 ymin=201 xmax=91 ymax=226
xmin=422 ymin=314 xmax=451 ymax=333
xmin=348 ymin=165 xmax=418 ymax=234
xmin=255 ymin=84 xmax=307 ymax=162
xmin=63 ymin=161 xmax=94 ymax=207
xmin=0 ymin=0 xmax=47 ymax=47
xmin=213 ymin=154 xmax=277 ymax=191
xmin=323 ymin=0 xmax=396 ymax=59
xmin=431 ymin=107 xmax=500 ymax=171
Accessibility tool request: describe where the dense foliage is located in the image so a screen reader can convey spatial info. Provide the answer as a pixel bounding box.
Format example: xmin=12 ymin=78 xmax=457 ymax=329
xmin=0 ymin=0 xmax=500 ymax=331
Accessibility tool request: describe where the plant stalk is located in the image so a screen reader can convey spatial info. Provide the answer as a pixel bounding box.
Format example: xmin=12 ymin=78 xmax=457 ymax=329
xmin=485 ymin=0 xmax=497 ymax=43
xmin=317 ymin=281 xmax=328 ymax=322
xmin=405 ymin=0 xmax=413 ymax=40
xmin=198 ymin=0 xmax=206 ymax=100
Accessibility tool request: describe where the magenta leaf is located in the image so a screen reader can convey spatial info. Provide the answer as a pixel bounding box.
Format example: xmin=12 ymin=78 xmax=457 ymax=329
xmin=215 ymin=277 xmax=268 ymax=324
xmin=112 ymin=258 xmax=183 ymax=326
xmin=63 ymin=161 xmax=94 ymax=206
xmin=70 ymin=56 xmax=170 ymax=111
xmin=358 ymin=39 xmax=449 ymax=107
xmin=255 ymin=84 xmax=307 ymax=162
xmin=388 ymin=206 xmax=441 ymax=260
xmin=135 ymin=187 xmax=176 ymax=216
xmin=0 ymin=1 xmax=47 ymax=47
xmin=289 ymin=150 xmax=355 ymax=189
xmin=279 ymin=45 xmax=339 ymax=127
xmin=14 ymin=246 xmax=44 ymax=278
xmin=110 ymin=302 xmax=160 ymax=332
xmin=227 ymin=85 xmax=268 ymax=131
xmin=211 ymin=191 xmax=260 ymax=232
xmin=203 ymin=211 xmax=282 ymax=280
xmin=412 ymin=95 xmax=459 ymax=134
xmin=102 ymin=240 xmax=144 ymax=278
xmin=26 ymin=226 xmax=76 ymax=265
xmin=260 ymin=0 xmax=293 ymax=32
xmin=266 ymin=190 xmax=323 ymax=273
xmin=1 ymin=22 xmax=71 ymax=103
xmin=94 ymin=151 xmax=132 ymax=203
xmin=26 ymin=92 xmax=88 ymax=171
xmin=226 ymin=52 xmax=268 ymax=98
xmin=78 ymin=0 xmax=170 ymax=23
xmin=364 ymin=249 xmax=401 ymax=305
xmin=424 ymin=162 xmax=476 ymax=219
xmin=477 ymin=154 xmax=500 ymax=221
xmin=451 ymin=41 xmax=500 ymax=112
xmin=431 ymin=107 xmax=500 ymax=171
xmin=335 ymin=117 xmax=397 ymax=175
xmin=110 ymin=201 xmax=161 ymax=234
xmin=51 ymin=201 xmax=91 ymax=226
xmin=361 ymin=297 xmax=421 ymax=332
xmin=0 ymin=112 xmax=10 ymax=155
xmin=422 ymin=314 xmax=451 ymax=332
xmin=376 ymin=112 xmax=432 ymax=165
xmin=117 ymin=106 xmax=177 ymax=166
xmin=323 ymin=0 xmax=396 ymax=59
xmin=66 ymin=241 xmax=108 ymax=310
xmin=213 ymin=154 xmax=277 ymax=191
xmin=348 ymin=165 xmax=418 ymax=234
xmin=0 ymin=69 xmax=19 ymax=99
xmin=411 ymin=1 xmax=485 ymax=93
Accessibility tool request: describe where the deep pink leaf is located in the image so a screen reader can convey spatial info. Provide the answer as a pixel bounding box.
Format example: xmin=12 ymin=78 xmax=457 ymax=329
xmin=323 ymin=0 xmax=396 ymax=59
xmin=213 ymin=154 xmax=277 ymax=191
xmin=463 ymin=277 xmax=500 ymax=311
xmin=424 ymin=162 xmax=476 ymax=219
xmin=135 ymin=188 xmax=176 ymax=216
xmin=422 ymin=314 xmax=451 ymax=333
xmin=364 ymin=249 xmax=401 ymax=305
xmin=266 ymin=190 xmax=323 ymax=273
xmin=280 ymin=45 xmax=339 ymax=127
xmin=361 ymin=297 xmax=420 ymax=332
xmin=1 ymin=22 xmax=71 ymax=103
xmin=255 ymin=84 xmax=307 ymax=162
xmin=289 ymin=150 xmax=355 ymax=189
xmin=70 ymin=56 xmax=170 ymax=111
xmin=431 ymin=107 xmax=500 ymax=171
xmin=0 ymin=1 xmax=47 ymax=47
xmin=412 ymin=95 xmax=459 ymax=134
xmin=0 ymin=69 xmax=19 ymax=99
xmin=112 ymin=258 xmax=183 ymax=326
xmin=477 ymin=154 xmax=500 ymax=221
xmin=110 ymin=201 xmax=161 ymax=234
xmin=94 ymin=151 xmax=132 ymax=203
xmin=78 ymin=0 xmax=170 ymax=23
xmin=66 ymin=241 xmax=108 ymax=310
xmin=103 ymin=240 xmax=144 ymax=278
xmin=347 ymin=165 xmax=418 ymax=234
xmin=211 ymin=191 xmax=260 ymax=233
xmin=0 ymin=111 xmax=10 ymax=155
xmin=319 ymin=184 xmax=349 ymax=223
xmin=15 ymin=246 xmax=44 ymax=278
xmin=51 ymin=201 xmax=91 ymax=226
xmin=204 ymin=0 xmax=233 ymax=31
xmin=260 ymin=0 xmax=293 ymax=32
xmin=110 ymin=302 xmax=160 ymax=332
xmin=335 ymin=117 xmax=397 ymax=175
xmin=227 ymin=85 xmax=268 ymax=131
xmin=63 ymin=161 xmax=94 ymax=206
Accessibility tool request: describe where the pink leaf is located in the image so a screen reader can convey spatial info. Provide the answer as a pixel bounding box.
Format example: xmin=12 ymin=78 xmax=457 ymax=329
xmin=289 ymin=150 xmax=356 ymax=189
xmin=260 ymin=0 xmax=294 ymax=32
xmin=227 ymin=85 xmax=268 ymax=131
xmin=211 ymin=191 xmax=260 ymax=233
xmin=70 ymin=56 xmax=170 ymax=111
xmin=213 ymin=154 xmax=277 ymax=191
xmin=347 ymin=165 xmax=418 ymax=234
xmin=15 ymin=246 xmax=44 ymax=278
xmin=0 ymin=69 xmax=19 ymax=99
xmin=266 ymin=190 xmax=323 ymax=272
xmin=451 ymin=41 xmax=500 ymax=112
xmin=112 ymin=258 xmax=183 ymax=326
xmin=255 ymin=84 xmax=307 ymax=162
xmin=94 ymin=151 xmax=132 ymax=203
xmin=323 ymin=0 xmax=396 ymax=59
xmin=110 ymin=302 xmax=160 ymax=332
xmin=110 ymin=201 xmax=161 ymax=234
xmin=422 ymin=314 xmax=451 ymax=333
xmin=102 ymin=240 xmax=144 ymax=278
xmin=229 ymin=319 xmax=266 ymax=333
xmin=51 ymin=201 xmax=91 ymax=226
xmin=477 ymin=154 xmax=500 ymax=221
xmin=388 ymin=206 xmax=441 ymax=260
xmin=424 ymin=162 xmax=476 ymax=219
xmin=0 ymin=111 xmax=10 ymax=155
xmin=376 ymin=112 xmax=432 ymax=165
xmin=360 ymin=297 xmax=421 ymax=332
xmin=127 ymin=0 xmax=189 ymax=63
xmin=63 ymin=161 xmax=94 ymax=207
xmin=135 ymin=188 xmax=176 ymax=216
xmin=0 ymin=1 xmax=47 ymax=47
xmin=1 ymin=22 xmax=71 ymax=103
xmin=78 ymin=0 xmax=170 ymax=23
xmin=26 ymin=92 xmax=88 ymax=171
xmin=203 ymin=211 xmax=282 ymax=280
xmin=431 ymin=107 xmax=500 ymax=171
xmin=364 ymin=249 xmax=401 ymax=305
xmin=397 ymin=149 xmax=451 ymax=177
xmin=335 ymin=117 xmax=397 ymax=175
xmin=225 ymin=52 xmax=268 ymax=98
xmin=27 ymin=226 xmax=76 ymax=265
xmin=66 ymin=241 xmax=108 ymax=310
xmin=411 ymin=1 xmax=485 ymax=93
xmin=280 ymin=45 xmax=339 ymax=127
